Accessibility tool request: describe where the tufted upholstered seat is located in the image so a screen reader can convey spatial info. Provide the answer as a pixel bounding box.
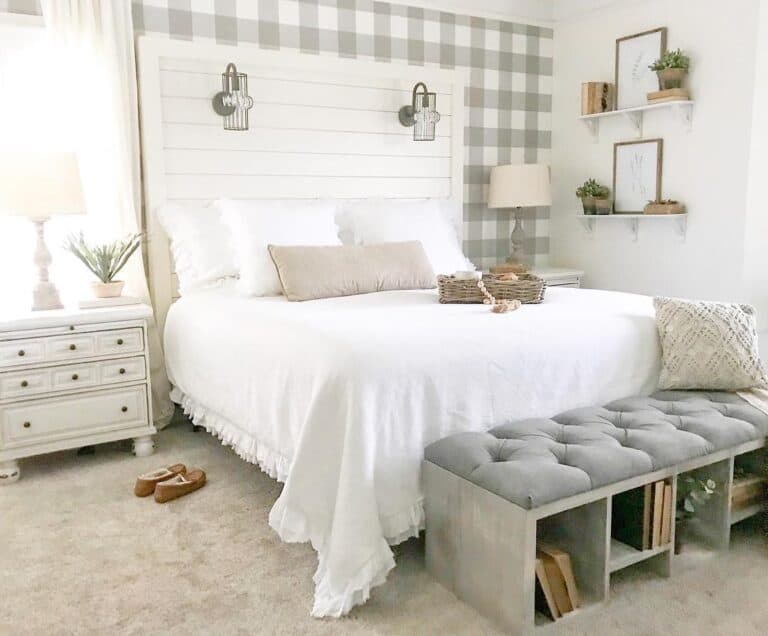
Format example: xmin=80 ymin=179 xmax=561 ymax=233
xmin=424 ymin=391 xmax=768 ymax=509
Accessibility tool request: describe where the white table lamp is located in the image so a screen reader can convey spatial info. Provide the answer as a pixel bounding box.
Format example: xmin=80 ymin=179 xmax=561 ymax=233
xmin=487 ymin=164 xmax=551 ymax=264
xmin=0 ymin=152 xmax=86 ymax=311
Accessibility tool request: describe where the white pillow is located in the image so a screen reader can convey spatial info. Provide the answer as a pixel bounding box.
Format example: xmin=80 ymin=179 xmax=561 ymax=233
xmin=157 ymin=203 xmax=237 ymax=295
xmin=341 ymin=199 xmax=473 ymax=275
xmin=217 ymin=199 xmax=341 ymax=296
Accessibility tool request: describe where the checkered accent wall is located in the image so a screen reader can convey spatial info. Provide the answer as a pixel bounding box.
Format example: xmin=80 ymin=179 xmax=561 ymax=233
xmin=1 ymin=0 xmax=552 ymax=268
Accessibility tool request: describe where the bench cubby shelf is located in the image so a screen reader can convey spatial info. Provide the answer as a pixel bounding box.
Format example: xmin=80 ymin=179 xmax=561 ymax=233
xmin=424 ymin=439 xmax=764 ymax=636
xmin=579 ymin=100 xmax=694 ymax=142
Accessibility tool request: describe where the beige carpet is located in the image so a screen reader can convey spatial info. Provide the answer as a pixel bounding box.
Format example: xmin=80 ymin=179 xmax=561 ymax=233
xmin=2 ymin=418 xmax=767 ymax=636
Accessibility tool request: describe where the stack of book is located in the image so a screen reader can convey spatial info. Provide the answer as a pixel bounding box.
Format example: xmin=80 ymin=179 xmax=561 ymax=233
xmin=647 ymin=87 xmax=689 ymax=103
xmin=612 ymin=480 xmax=674 ymax=551
xmin=534 ymin=543 xmax=579 ymax=621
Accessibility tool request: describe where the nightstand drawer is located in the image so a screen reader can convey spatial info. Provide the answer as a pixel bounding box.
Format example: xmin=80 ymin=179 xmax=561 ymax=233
xmin=46 ymin=333 xmax=97 ymax=361
xmin=100 ymin=357 xmax=146 ymax=385
xmin=1 ymin=386 xmax=148 ymax=448
xmin=96 ymin=328 xmax=143 ymax=356
xmin=0 ymin=340 xmax=45 ymax=368
xmin=0 ymin=356 xmax=147 ymax=400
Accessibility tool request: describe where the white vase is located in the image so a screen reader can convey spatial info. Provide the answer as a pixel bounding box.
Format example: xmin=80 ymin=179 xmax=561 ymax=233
xmin=90 ymin=280 xmax=125 ymax=298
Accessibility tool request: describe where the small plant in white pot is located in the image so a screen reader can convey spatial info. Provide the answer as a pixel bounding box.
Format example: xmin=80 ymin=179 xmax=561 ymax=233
xmin=649 ymin=48 xmax=690 ymax=90
xmin=64 ymin=232 xmax=142 ymax=298
xmin=575 ymin=179 xmax=611 ymax=215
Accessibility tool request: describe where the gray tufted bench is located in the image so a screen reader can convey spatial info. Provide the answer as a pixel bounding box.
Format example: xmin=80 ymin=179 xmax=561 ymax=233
xmin=423 ymin=391 xmax=768 ymax=635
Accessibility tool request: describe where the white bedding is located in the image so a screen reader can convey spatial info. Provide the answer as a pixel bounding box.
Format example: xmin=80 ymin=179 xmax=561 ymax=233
xmin=164 ymin=285 xmax=661 ymax=617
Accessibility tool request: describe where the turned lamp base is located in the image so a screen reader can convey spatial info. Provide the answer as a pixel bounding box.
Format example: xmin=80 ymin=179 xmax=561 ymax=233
xmin=30 ymin=218 xmax=63 ymax=312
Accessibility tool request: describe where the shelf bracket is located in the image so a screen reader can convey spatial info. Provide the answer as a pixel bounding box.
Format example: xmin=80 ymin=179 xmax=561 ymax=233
xmin=583 ymin=118 xmax=599 ymax=142
xmin=627 ymin=217 xmax=639 ymax=242
xmin=579 ymin=216 xmax=596 ymax=235
xmin=622 ymin=111 xmax=643 ymax=138
xmin=671 ymin=102 xmax=693 ymax=132
xmin=674 ymin=214 xmax=688 ymax=242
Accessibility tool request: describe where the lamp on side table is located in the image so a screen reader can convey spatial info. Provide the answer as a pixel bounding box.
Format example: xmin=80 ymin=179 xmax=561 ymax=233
xmin=0 ymin=152 xmax=86 ymax=311
xmin=487 ymin=164 xmax=551 ymax=273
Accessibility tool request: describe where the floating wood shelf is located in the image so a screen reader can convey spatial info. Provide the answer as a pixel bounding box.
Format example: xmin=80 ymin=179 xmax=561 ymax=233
xmin=577 ymin=213 xmax=688 ymax=242
xmin=579 ymin=100 xmax=694 ymax=141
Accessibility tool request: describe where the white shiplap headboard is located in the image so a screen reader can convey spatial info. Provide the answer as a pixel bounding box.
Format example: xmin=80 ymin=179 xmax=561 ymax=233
xmin=136 ymin=37 xmax=465 ymax=328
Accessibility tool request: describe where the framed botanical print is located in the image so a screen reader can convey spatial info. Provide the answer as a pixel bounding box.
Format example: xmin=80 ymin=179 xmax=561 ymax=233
xmin=615 ymin=27 xmax=667 ymax=110
xmin=613 ymin=139 xmax=663 ymax=214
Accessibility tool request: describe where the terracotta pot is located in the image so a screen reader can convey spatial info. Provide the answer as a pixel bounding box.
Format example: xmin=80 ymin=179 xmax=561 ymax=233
xmin=594 ymin=198 xmax=612 ymax=215
xmin=90 ymin=280 xmax=125 ymax=298
xmin=657 ymin=68 xmax=687 ymax=90
xmin=580 ymin=196 xmax=596 ymax=215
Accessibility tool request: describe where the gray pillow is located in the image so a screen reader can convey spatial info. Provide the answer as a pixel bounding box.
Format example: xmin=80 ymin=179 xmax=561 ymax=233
xmin=268 ymin=241 xmax=436 ymax=301
xmin=654 ymin=297 xmax=768 ymax=390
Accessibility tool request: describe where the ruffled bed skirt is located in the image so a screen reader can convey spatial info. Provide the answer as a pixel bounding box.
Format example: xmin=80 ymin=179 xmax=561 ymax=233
xmin=170 ymin=387 xmax=425 ymax=617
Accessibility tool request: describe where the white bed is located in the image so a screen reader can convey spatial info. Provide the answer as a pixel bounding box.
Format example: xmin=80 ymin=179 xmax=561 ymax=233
xmin=164 ymin=284 xmax=660 ymax=616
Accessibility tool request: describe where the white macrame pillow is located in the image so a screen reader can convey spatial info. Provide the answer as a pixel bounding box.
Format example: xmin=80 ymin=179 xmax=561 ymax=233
xmin=654 ymin=297 xmax=768 ymax=390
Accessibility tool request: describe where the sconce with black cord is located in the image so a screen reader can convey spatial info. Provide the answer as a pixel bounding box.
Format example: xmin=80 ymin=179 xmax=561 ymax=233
xmin=398 ymin=82 xmax=441 ymax=141
xmin=212 ymin=62 xmax=254 ymax=131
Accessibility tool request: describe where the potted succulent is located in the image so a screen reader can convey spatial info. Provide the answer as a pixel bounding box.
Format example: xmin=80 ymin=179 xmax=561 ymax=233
xmin=64 ymin=232 xmax=143 ymax=298
xmin=575 ymin=179 xmax=611 ymax=215
xmin=675 ymin=475 xmax=718 ymax=554
xmin=649 ymin=48 xmax=690 ymax=90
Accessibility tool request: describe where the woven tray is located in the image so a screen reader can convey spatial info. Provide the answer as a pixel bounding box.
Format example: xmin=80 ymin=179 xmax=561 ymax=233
xmin=437 ymin=273 xmax=546 ymax=304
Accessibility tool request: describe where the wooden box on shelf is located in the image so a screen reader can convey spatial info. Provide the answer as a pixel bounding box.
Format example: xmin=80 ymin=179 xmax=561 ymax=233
xmin=731 ymin=474 xmax=765 ymax=511
xmin=581 ymin=82 xmax=614 ymax=115
xmin=644 ymin=201 xmax=686 ymax=215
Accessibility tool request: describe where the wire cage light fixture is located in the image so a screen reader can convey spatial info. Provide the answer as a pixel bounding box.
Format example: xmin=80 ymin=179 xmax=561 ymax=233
xmin=398 ymin=82 xmax=441 ymax=141
xmin=211 ymin=62 xmax=254 ymax=131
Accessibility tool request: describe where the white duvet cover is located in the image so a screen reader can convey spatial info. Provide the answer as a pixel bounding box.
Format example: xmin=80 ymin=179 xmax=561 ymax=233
xmin=164 ymin=285 xmax=660 ymax=617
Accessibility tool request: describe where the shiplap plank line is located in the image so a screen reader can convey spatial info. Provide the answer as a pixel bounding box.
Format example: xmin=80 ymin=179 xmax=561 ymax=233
xmin=162 ymin=124 xmax=452 ymax=156
xmin=159 ymin=59 xmax=455 ymax=94
xmin=163 ymin=149 xmax=450 ymax=178
xmin=160 ymin=72 xmax=454 ymax=115
xmin=166 ymin=175 xmax=451 ymax=199
xmin=161 ymin=97 xmax=452 ymax=135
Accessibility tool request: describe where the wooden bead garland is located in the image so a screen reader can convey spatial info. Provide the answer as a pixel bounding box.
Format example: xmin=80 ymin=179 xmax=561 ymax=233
xmin=477 ymin=279 xmax=522 ymax=314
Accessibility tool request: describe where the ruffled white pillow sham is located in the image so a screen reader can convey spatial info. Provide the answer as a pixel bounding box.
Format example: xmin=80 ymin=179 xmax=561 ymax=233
xmin=157 ymin=202 xmax=238 ymax=295
xmin=217 ymin=198 xmax=341 ymax=296
xmin=340 ymin=199 xmax=473 ymax=275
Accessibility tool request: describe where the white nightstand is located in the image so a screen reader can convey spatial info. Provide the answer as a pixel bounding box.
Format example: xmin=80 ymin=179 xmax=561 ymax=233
xmin=0 ymin=304 xmax=156 ymax=484
xmin=530 ymin=267 xmax=584 ymax=288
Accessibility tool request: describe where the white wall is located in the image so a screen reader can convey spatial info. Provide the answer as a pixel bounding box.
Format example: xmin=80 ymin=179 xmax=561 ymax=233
xmin=550 ymin=0 xmax=761 ymax=305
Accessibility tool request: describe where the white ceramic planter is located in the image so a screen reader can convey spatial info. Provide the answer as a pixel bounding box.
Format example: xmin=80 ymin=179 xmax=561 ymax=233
xmin=90 ymin=280 xmax=125 ymax=298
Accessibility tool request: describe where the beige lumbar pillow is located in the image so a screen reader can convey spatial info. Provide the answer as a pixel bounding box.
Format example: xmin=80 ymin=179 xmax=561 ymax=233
xmin=654 ymin=297 xmax=768 ymax=390
xmin=268 ymin=241 xmax=436 ymax=301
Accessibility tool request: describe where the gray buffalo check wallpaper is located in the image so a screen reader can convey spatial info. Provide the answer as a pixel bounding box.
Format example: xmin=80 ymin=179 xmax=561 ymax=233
xmin=2 ymin=0 xmax=553 ymax=268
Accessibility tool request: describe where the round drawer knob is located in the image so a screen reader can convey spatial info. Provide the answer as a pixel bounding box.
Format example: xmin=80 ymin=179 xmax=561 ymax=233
xmin=17 ymin=350 xmax=25 ymax=357
xmin=69 ymin=344 xmax=77 ymax=351
xmin=20 ymin=380 xmax=28 ymax=388
xmin=71 ymin=374 xmax=79 ymax=381
xmin=119 ymin=368 xmax=126 ymax=375
xmin=121 ymin=406 xmax=128 ymax=413
xmin=69 ymin=325 xmax=75 ymax=331
xmin=23 ymin=421 xmax=31 ymax=428
xmin=117 ymin=338 xmax=124 ymax=345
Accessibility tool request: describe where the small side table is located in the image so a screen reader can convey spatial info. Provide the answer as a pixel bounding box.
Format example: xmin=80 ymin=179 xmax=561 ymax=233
xmin=529 ymin=267 xmax=584 ymax=288
xmin=0 ymin=304 xmax=156 ymax=484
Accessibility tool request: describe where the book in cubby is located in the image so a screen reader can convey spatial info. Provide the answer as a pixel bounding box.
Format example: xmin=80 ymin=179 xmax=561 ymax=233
xmin=612 ymin=480 xmax=673 ymax=551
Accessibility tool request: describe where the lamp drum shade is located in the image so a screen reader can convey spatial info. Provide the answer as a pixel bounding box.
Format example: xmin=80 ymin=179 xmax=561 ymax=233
xmin=0 ymin=152 xmax=86 ymax=219
xmin=487 ymin=164 xmax=551 ymax=208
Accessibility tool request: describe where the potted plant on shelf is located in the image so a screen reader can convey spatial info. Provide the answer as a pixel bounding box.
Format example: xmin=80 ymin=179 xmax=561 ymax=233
xmin=576 ymin=179 xmax=611 ymax=215
xmin=675 ymin=475 xmax=718 ymax=554
xmin=649 ymin=48 xmax=690 ymax=90
xmin=64 ymin=232 xmax=143 ymax=298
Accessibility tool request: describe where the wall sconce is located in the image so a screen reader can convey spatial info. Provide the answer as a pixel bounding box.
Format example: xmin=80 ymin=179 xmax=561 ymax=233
xmin=211 ymin=62 xmax=254 ymax=131
xmin=398 ymin=82 xmax=441 ymax=141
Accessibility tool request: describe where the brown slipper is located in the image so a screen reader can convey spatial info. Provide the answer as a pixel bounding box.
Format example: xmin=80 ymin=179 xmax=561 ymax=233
xmin=134 ymin=464 xmax=186 ymax=497
xmin=154 ymin=469 xmax=206 ymax=503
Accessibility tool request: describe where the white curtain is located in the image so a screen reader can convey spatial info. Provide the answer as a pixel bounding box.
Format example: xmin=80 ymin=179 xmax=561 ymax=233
xmin=41 ymin=0 xmax=173 ymax=426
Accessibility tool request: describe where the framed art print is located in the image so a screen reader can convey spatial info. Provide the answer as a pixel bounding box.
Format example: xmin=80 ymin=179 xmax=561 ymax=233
xmin=613 ymin=139 xmax=663 ymax=214
xmin=615 ymin=27 xmax=667 ymax=110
